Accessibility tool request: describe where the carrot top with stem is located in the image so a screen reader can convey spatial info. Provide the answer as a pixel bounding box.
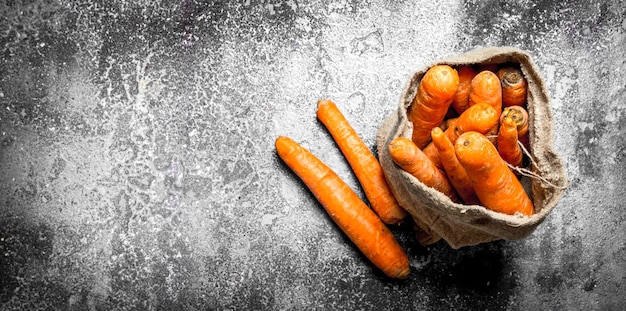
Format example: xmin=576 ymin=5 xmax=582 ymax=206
xmin=497 ymin=66 xmax=528 ymax=107
xmin=501 ymin=105 xmax=529 ymax=149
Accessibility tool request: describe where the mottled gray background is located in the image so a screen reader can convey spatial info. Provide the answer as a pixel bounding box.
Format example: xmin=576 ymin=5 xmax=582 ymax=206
xmin=0 ymin=0 xmax=624 ymax=310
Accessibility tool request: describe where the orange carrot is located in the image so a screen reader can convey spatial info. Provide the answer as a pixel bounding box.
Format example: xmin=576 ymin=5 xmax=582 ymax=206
xmin=455 ymin=132 xmax=534 ymax=216
xmin=468 ymin=70 xmax=503 ymax=117
xmin=451 ymin=65 xmax=477 ymax=115
xmin=430 ymin=127 xmax=480 ymax=205
xmin=443 ymin=117 xmax=459 ymax=132
xmin=497 ymin=66 xmax=528 ymax=107
xmin=407 ymin=65 xmax=460 ymax=149
xmin=275 ymin=136 xmax=410 ymax=279
xmin=500 ymin=105 xmax=529 ymax=149
xmin=497 ymin=116 xmax=523 ymax=167
xmin=436 ymin=116 xmax=458 ymax=135
xmin=316 ymin=99 xmax=407 ymax=224
xmin=454 ymin=102 xmax=500 ymax=139
xmin=422 ymin=103 xmax=500 ymax=170
xmin=422 ymin=141 xmax=444 ymax=171
xmin=388 ymin=137 xmax=459 ymax=202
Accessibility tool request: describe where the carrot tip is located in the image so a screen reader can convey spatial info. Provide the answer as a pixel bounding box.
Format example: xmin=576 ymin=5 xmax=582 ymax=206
xmin=317 ymin=99 xmax=334 ymax=109
xmin=395 ymin=267 xmax=411 ymax=279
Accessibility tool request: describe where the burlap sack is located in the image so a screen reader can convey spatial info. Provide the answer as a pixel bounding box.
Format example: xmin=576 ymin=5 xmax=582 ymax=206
xmin=376 ymin=46 xmax=568 ymax=249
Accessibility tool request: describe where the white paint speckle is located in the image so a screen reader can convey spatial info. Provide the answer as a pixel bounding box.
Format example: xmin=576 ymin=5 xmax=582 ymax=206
xmin=261 ymin=214 xmax=279 ymax=226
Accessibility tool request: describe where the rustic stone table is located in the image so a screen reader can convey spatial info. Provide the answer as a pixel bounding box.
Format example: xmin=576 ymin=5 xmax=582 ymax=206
xmin=1 ymin=1 xmax=624 ymax=310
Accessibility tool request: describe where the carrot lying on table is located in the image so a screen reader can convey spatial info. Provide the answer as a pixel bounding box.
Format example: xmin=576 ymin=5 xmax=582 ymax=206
xmin=455 ymin=131 xmax=534 ymax=216
xmin=275 ymin=136 xmax=410 ymax=279
xmin=497 ymin=66 xmax=528 ymax=107
xmin=497 ymin=116 xmax=523 ymax=168
xmin=316 ymin=99 xmax=407 ymax=225
xmin=388 ymin=137 xmax=459 ymax=202
xmin=407 ymin=64 xmax=460 ymax=149
xmin=430 ymin=127 xmax=480 ymax=205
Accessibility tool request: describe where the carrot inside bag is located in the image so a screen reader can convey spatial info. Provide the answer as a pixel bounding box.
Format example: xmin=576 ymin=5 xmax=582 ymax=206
xmin=468 ymin=70 xmax=503 ymax=118
xmin=501 ymin=105 xmax=530 ymax=149
xmin=407 ymin=64 xmax=460 ymax=149
xmin=451 ymin=65 xmax=478 ymax=115
xmin=388 ymin=137 xmax=459 ymax=202
xmin=497 ymin=66 xmax=528 ymax=108
xmin=454 ymin=131 xmax=534 ymax=216
xmin=497 ymin=115 xmax=524 ymax=168
xmin=430 ymin=127 xmax=480 ymax=205
xmin=422 ymin=102 xmax=500 ymax=170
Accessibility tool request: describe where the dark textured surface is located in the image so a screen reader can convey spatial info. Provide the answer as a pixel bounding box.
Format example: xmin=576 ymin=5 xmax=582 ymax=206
xmin=1 ymin=0 xmax=624 ymax=310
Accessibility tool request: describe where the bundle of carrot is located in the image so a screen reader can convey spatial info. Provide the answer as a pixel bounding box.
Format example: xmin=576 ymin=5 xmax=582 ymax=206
xmin=393 ymin=63 xmax=534 ymax=216
xmin=275 ymin=100 xmax=410 ymax=279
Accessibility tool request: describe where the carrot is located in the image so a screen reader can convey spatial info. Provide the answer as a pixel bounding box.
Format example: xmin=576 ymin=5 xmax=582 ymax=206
xmin=451 ymin=65 xmax=477 ymax=115
xmin=422 ymin=103 xmax=500 ymax=170
xmin=500 ymin=105 xmax=529 ymax=149
xmin=468 ymin=70 xmax=503 ymax=117
xmin=443 ymin=117 xmax=459 ymax=132
xmin=454 ymin=102 xmax=500 ymax=139
xmin=430 ymin=127 xmax=480 ymax=205
xmin=275 ymin=136 xmax=410 ymax=279
xmin=407 ymin=64 xmax=460 ymax=149
xmin=422 ymin=141 xmax=444 ymax=171
xmin=497 ymin=66 xmax=528 ymax=107
xmin=316 ymin=99 xmax=407 ymax=225
xmin=497 ymin=116 xmax=523 ymax=167
xmin=454 ymin=132 xmax=534 ymax=216
xmin=388 ymin=137 xmax=459 ymax=202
